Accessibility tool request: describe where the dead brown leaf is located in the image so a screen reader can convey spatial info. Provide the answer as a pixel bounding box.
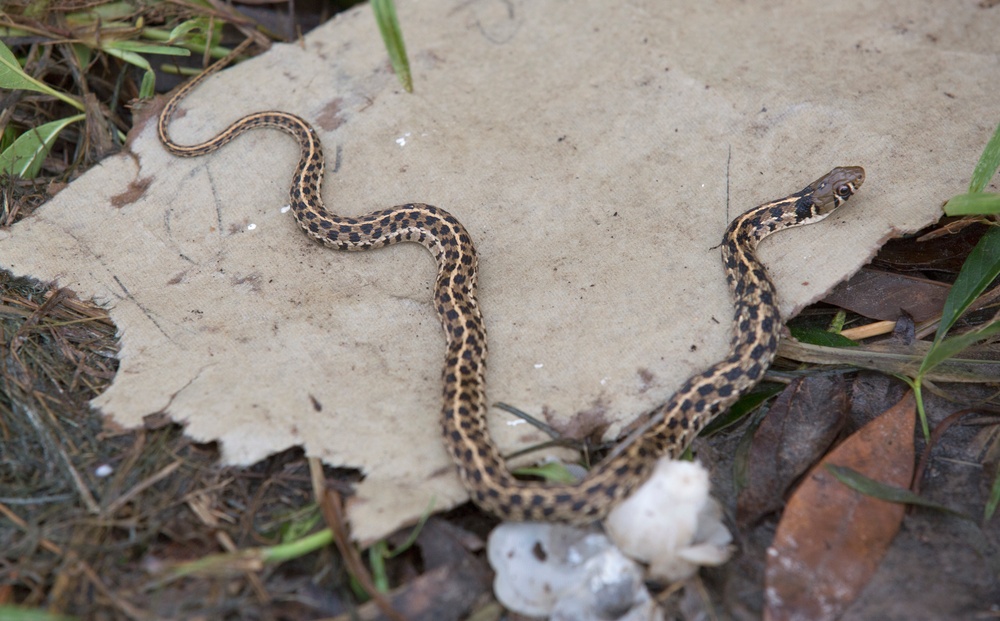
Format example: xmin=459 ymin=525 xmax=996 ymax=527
xmin=736 ymin=375 xmax=849 ymax=526
xmin=764 ymin=392 xmax=916 ymax=621
xmin=822 ymin=268 xmax=949 ymax=323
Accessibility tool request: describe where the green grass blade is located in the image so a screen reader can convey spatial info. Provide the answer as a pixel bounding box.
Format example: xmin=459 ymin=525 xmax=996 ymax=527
xmin=826 ymin=465 xmax=968 ymax=517
xmin=102 ymin=40 xmax=191 ymax=56
xmin=383 ymin=498 xmax=434 ymax=559
xmin=100 ymin=46 xmax=152 ymax=71
xmin=789 ymin=326 xmax=859 ymax=348
xmin=943 ymin=192 xmax=1000 ymax=216
xmin=986 ymin=465 xmax=1000 ymax=522
xmin=144 ymin=25 xmax=230 ymax=60
xmin=163 ymin=16 xmax=223 ymax=48
xmin=99 ymin=46 xmax=159 ymax=98
xmin=970 ymin=120 xmax=1000 ymax=193
xmin=371 ymin=0 xmax=413 ymax=92
xmin=703 ymin=382 xmax=783 ymax=435
xmin=168 ymin=17 xmax=209 ymax=42
xmin=0 ymin=114 xmax=86 ymax=179
xmin=260 ymin=528 xmax=334 ymax=563
xmin=368 ymin=543 xmax=390 ymax=592
xmin=932 ymin=227 xmax=1000 ymax=345
xmin=0 ymin=607 xmax=76 ymax=621
xmin=921 ymin=319 xmax=1000 ymax=377
xmin=65 ymin=1 xmax=135 ymax=23
xmin=829 ymin=309 xmax=848 ymax=333
xmin=0 ymin=26 xmax=32 ymax=37
xmin=513 ymin=461 xmax=578 ymax=484
xmin=1 ymin=124 xmax=15 ymax=151
xmin=139 ymin=70 xmax=156 ymax=98
xmin=897 ymin=375 xmax=930 ymax=441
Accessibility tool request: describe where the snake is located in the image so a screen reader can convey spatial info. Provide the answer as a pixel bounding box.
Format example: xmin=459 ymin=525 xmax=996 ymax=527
xmin=157 ymin=46 xmax=865 ymax=523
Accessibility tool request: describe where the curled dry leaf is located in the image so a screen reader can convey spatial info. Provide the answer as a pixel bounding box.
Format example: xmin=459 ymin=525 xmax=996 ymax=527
xmin=764 ymin=392 xmax=915 ymax=621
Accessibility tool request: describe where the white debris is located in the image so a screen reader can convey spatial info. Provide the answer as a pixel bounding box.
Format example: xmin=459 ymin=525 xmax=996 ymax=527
xmin=486 ymin=458 xmax=733 ymax=618
xmin=488 ymin=522 xmax=661 ymax=620
xmin=487 ymin=459 xmax=732 ymax=621
xmin=605 ymin=459 xmax=733 ymax=583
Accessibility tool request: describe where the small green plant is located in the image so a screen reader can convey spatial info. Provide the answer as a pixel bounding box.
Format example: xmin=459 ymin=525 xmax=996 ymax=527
xmin=895 ymin=120 xmax=1000 ymax=522
xmin=0 ymin=6 xmax=219 ymax=181
xmin=903 ymin=121 xmax=1000 ymax=441
xmin=1 ymin=40 xmax=88 ymax=179
xmin=0 ymin=1 xmax=412 ymax=184
xmin=372 ymin=0 xmax=413 ymax=93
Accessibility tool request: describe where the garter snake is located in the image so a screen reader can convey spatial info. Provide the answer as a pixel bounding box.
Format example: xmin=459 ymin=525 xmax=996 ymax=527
xmin=158 ymin=47 xmax=865 ymax=523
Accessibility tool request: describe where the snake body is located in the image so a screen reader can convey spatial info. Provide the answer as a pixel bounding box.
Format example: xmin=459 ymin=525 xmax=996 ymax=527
xmin=158 ymin=50 xmax=864 ymax=523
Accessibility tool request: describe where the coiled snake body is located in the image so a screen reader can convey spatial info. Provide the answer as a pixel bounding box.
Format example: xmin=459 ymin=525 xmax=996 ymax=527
xmin=158 ymin=50 xmax=864 ymax=523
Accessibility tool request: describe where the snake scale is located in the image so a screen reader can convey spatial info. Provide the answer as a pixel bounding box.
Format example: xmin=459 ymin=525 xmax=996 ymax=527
xmin=158 ymin=48 xmax=865 ymax=523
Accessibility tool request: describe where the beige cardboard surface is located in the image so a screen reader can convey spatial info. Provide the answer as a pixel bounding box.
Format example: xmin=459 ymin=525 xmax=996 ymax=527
xmin=1 ymin=1 xmax=995 ymax=540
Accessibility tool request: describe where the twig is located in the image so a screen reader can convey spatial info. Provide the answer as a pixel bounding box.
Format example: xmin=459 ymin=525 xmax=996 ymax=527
xmin=101 ymin=460 xmax=182 ymax=516
xmin=308 ymin=457 xmax=407 ymax=621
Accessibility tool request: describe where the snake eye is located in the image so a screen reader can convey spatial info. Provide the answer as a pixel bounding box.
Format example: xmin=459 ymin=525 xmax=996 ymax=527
xmin=835 ymin=184 xmax=852 ymax=198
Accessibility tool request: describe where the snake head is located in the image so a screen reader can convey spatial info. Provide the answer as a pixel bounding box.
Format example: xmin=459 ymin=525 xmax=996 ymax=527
xmin=809 ymin=166 xmax=866 ymax=214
